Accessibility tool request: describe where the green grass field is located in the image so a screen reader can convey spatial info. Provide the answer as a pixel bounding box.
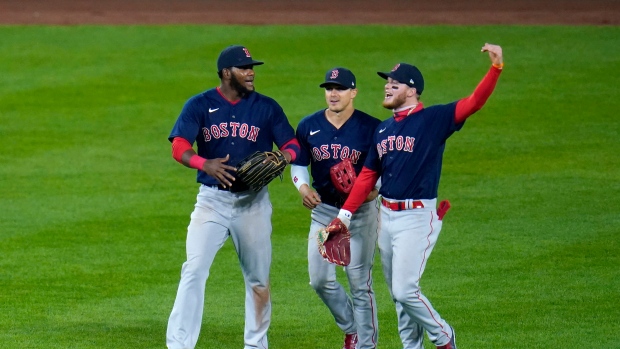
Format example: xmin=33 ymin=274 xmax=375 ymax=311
xmin=1 ymin=25 xmax=618 ymax=348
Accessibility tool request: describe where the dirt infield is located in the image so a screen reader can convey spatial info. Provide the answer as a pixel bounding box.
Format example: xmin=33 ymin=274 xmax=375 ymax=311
xmin=1 ymin=0 xmax=619 ymax=25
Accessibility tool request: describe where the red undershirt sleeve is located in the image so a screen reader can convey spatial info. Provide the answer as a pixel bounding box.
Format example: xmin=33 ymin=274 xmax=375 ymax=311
xmin=455 ymin=65 xmax=503 ymax=123
xmin=280 ymin=138 xmax=300 ymax=163
xmin=171 ymin=137 xmax=193 ymax=163
xmin=342 ymin=167 xmax=380 ymax=214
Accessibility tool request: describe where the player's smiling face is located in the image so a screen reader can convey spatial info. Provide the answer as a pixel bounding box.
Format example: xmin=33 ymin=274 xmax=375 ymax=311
xmin=230 ymin=65 xmax=256 ymax=95
xmin=382 ymin=77 xmax=409 ymax=109
xmin=324 ymin=84 xmax=357 ymax=113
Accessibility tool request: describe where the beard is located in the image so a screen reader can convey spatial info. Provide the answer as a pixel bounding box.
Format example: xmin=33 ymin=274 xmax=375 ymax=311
xmin=230 ymin=74 xmax=254 ymax=97
xmin=382 ymin=92 xmax=407 ymax=110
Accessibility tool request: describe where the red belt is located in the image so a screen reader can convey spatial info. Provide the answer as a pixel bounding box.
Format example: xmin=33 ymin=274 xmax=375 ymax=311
xmin=381 ymin=198 xmax=425 ymax=211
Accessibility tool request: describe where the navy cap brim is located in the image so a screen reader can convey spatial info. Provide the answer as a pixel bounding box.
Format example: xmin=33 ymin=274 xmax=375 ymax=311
xmin=319 ymin=81 xmax=350 ymax=88
xmin=377 ymin=71 xmax=392 ymax=80
xmin=234 ymin=60 xmax=264 ymax=68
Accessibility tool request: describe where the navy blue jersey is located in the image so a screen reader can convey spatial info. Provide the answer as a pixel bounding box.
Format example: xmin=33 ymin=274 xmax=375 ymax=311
xmin=364 ymin=102 xmax=463 ymax=200
xmin=296 ymin=109 xmax=382 ymax=208
xmin=168 ymin=88 xmax=296 ymax=186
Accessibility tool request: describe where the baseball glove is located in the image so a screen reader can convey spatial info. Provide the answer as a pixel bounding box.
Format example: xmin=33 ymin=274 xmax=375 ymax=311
xmin=330 ymin=158 xmax=357 ymax=195
xmin=236 ymin=150 xmax=288 ymax=192
xmin=317 ymin=218 xmax=351 ymax=266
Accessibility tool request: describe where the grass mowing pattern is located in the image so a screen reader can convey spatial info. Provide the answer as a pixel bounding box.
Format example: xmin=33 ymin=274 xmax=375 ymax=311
xmin=1 ymin=25 xmax=618 ymax=348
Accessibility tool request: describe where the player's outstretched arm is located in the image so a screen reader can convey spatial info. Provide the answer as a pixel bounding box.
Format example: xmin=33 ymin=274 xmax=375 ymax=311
xmin=454 ymin=43 xmax=504 ymax=123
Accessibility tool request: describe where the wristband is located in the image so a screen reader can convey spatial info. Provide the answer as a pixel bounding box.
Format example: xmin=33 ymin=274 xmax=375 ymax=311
xmin=189 ymin=155 xmax=207 ymax=171
xmin=337 ymin=209 xmax=352 ymax=229
xmin=492 ymin=62 xmax=504 ymax=69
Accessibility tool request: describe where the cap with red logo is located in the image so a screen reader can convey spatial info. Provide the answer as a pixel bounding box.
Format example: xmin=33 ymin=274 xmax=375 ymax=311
xmin=378 ymin=63 xmax=424 ymax=95
xmin=217 ymin=45 xmax=264 ymax=71
xmin=319 ymin=67 xmax=356 ymax=89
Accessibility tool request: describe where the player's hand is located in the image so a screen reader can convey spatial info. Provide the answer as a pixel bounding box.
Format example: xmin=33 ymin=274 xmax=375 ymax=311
xmin=481 ymin=43 xmax=503 ymax=65
xmin=363 ymin=188 xmax=379 ymax=203
xmin=282 ymin=151 xmax=292 ymax=164
xmin=203 ymin=154 xmax=237 ymax=188
xmin=299 ymin=184 xmax=321 ymax=209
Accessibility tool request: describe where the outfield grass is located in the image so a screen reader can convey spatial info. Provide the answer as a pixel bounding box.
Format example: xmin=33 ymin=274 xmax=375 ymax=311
xmin=1 ymin=25 xmax=618 ymax=348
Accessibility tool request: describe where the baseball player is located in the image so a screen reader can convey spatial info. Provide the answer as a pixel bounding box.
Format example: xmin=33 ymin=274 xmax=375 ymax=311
xmin=324 ymin=43 xmax=504 ymax=349
xmin=291 ymin=67 xmax=382 ymax=349
xmin=166 ymin=45 xmax=300 ymax=349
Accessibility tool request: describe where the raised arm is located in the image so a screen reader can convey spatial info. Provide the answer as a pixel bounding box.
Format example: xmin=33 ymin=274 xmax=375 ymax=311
xmin=455 ymin=43 xmax=504 ymax=123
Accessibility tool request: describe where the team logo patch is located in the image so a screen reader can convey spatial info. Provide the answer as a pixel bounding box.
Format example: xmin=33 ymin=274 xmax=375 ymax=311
xmin=392 ymin=63 xmax=400 ymax=72
xmin=243 ymin=47 xmax=251 ymax=57
xmin=330 ymin=69 xmax=339 ymax=79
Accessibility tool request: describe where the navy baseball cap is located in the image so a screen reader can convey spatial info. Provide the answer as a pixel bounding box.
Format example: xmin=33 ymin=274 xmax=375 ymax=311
xmin=217 ymin=45 xmax=264 ymax=71
xmin=319 ymin=67 xmax=356 ymax=89
xmin=377 ymin=63 xmax=424 ymax=95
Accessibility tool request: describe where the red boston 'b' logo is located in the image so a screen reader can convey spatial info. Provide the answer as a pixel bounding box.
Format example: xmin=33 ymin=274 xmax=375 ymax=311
xmin=391 ymin=64 xmax=400 ymax=72
xmin=330 ymin=69 xmax=339 ymax=79
xmin=243 ymin=48 xmax=251 ymax=57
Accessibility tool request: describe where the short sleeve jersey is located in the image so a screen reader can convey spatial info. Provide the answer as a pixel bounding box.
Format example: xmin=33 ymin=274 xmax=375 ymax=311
xmin=168 ymin=88 xmax=296 ymax=186
xmin=364 ymin=102 xmax=464 ymax=200
xmin=295 ymin=109 xmax=382 ymax=208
